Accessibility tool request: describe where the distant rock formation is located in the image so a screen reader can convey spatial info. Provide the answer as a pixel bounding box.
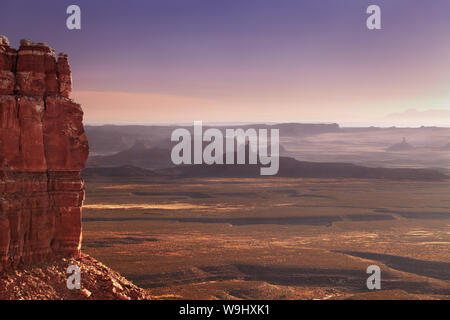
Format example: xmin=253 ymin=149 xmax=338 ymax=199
xmin=84 ymin=123 xmax=340 ymax=154
xmin=386 ymin=137 xmax=414 ymax=152
xmin=156 ymin=156 xmax=447 ymax=181
xmin=0 ymin=36 xmax=89 ymax=271
xmin=87 ymin=140 xmax=172 ymax=169
xmin=87 ymin=138 xmax=289 ymax=170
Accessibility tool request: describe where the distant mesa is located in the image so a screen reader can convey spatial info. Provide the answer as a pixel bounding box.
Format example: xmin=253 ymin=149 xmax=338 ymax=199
xmin=87 ymin=138 xmax=289 ymax=170
xmin=386 ymin=137 xmax=414 ymax=152
xmin=87 ymin=139 xmax=172 ymax=169
xmin=156 ymin=156 xmax=447 ymax=181
xmin=85 ymin=135 xmax=447 ymax=181
xmin=84 ymin=123 xmax=339 ymax=155
xmin=83 ymin=157 xmax=448 ymax=181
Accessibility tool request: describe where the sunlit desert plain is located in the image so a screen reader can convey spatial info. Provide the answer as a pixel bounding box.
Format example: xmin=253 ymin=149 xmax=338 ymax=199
xmin=81 ymin=175 xmax=450 ymax=300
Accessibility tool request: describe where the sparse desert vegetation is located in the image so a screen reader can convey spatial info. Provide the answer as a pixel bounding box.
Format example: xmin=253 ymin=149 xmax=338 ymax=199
xmin=81 ymin=176 xmax=450 ymax=300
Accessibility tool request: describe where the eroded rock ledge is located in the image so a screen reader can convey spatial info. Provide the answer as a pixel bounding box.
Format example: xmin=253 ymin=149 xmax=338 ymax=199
xmin=0 ymin=36 xmax=89 ymax=271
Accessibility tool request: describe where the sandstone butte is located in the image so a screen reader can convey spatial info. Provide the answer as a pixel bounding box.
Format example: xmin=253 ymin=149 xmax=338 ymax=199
xmin=0 ymin=35 xmax=151 ymax=299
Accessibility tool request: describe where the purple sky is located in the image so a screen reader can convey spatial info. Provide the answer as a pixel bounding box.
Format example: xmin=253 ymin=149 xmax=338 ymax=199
xmin=1 ymin=0 xmax=449 ymax=125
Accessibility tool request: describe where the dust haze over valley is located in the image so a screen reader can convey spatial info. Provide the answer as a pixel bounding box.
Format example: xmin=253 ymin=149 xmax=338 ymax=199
xmin=85 ymin=124 xmax=450 ymax=173
xmin=81 ymin=123 xmax=450 ymax=299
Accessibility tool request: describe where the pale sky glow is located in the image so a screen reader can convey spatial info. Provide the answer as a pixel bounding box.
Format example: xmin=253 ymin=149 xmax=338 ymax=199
xmin=2 ymin=0 xmax=449 ymax=126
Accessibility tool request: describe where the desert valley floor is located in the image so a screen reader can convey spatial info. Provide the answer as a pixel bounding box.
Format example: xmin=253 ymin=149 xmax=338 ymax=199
xmin=81 ymin=176 xmax=450 ymax=300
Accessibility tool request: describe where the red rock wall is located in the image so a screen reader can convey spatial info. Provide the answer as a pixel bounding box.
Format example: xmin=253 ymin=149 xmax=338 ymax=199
xmin=0 ymin=36 xmax=89 ymax=271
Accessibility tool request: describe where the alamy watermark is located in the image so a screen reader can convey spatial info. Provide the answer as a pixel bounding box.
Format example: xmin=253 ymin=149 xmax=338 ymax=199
xmin=65 ymin=4 xmax=381 ymax=31
xmin=366 ymin=5 xmax=381 ymax=30
xmin=171 ymin=121 xmax=280 ymax=176
xmin=66 ymin=5 xmax=81 ymax=30
xmin=66 ymin=264 xmax=81 ymax=290
xmin=366 ymin=265 xmax=381 ymax=290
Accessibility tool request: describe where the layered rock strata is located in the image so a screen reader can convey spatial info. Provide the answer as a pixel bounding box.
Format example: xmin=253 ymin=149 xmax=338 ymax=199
xmin=0 ymin=36 xmax=89 ymax=271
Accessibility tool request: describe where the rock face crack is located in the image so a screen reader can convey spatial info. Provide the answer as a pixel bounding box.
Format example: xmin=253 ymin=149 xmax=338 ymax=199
xmin=0 ymin=36 xmax=89 ymax=272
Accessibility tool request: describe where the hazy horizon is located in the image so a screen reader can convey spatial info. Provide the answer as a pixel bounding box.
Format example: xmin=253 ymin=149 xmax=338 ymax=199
xmin=82 ymin=118 xmax=450 ymax=128
xmin=2 ymin=0 xmax=450 ymax=126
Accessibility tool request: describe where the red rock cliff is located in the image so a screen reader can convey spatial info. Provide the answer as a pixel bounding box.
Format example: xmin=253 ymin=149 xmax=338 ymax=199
xmin=0 ymin=36 xmax=89 ymax=271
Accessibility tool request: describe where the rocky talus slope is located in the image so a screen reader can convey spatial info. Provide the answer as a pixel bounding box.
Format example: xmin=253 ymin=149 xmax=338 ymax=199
xmin=0 ymin=253 xmax=151 ymax=300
